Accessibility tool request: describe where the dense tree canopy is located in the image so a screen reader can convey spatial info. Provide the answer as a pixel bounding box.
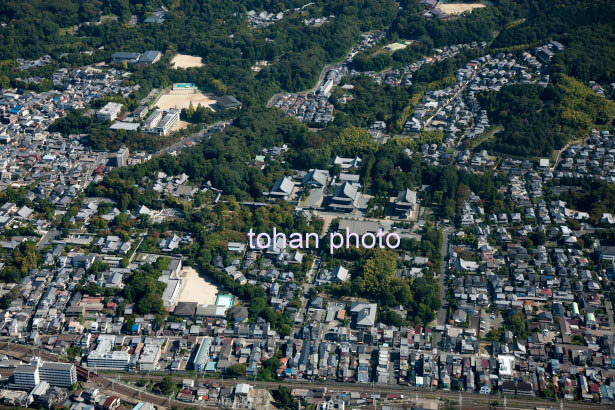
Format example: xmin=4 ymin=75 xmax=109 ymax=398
xmin=479 ymin=77 xmax=615 ymax=157
xmin=0 ymin=241 xmax=41 ymax=283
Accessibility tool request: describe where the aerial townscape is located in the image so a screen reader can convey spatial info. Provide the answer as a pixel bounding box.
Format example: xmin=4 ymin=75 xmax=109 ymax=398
xmin=1 ymin=1 xmax=615 ymax=410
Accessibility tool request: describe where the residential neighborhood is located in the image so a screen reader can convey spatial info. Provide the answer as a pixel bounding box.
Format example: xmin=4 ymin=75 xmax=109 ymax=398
xmin=0 ymin=1 xmax=615 ymax=410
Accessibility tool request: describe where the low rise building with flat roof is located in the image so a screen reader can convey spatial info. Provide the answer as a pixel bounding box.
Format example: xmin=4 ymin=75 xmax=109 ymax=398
xmin=138 ymin=344 xmax=161 ymax=371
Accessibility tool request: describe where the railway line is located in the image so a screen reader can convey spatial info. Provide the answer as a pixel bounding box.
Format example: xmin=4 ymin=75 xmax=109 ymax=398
xmin=0 ymin=341 xmax=610 ymax=410
xmin=102 ymin=372 xmax=609 ymax=410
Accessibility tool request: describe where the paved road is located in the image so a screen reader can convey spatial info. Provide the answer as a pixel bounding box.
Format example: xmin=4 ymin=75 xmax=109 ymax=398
xmin=423 ymin=70 xmax=478 ymax=129
xmin=471 ymin=310 xmax=481 ymax=336
xmin=551 ymin=140 xmax=576 ymax=172
xmin=266 ymin=62 xmax=339 ymax=108
xmin=37 ymin=229 xmax=60 ymax=250
xmin=605 ymin=300 xmax=615 ymax=335
xmin=300 ymin=257 xmax=319 ymax=322
xmin=153 ymin=120 xmax=229 ymax=157
xmin=437 ymin=227 xmax=453 ymax=327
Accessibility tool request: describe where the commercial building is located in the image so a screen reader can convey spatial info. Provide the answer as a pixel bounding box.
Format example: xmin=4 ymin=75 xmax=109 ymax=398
xmin=88 ymin=350 xmax=131 ymax=370
xmin=97 ymin=102 xmax=123 ymax=121
xmin=138 ymin=344 xmax=161 ymax=371
xmin=498 ymin=355 xmax=515 ymax=380
xmin=110 ymin=147 xmax=129 ymax=168
xmin=87 ymin=336 xmax=131 ymax=370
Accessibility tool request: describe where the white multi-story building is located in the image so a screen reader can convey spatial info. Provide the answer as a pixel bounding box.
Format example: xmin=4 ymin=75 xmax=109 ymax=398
xmin=138 ymin=344 xmax=161 ymax=371
xmin=143 ymin=109 xmax=179 ymax=136
xmin=154 ymin=109 xmax=180 ymax=136
xmin=97 ymin=102 xmax=123 ymax=121
xmin=87 ymin=350 xmax=131 ymax=370
xmin=13 ymin=357 xmax=76 ymax=388
xmin=39 ymin=361 xmax=77 ymax=387
xmin=87 ymin=336 xmax=131 ymax=370
xmin=144 ymin=109 xmax=164 ymax=130
xmin=13 ymin=364 xmax=40 ymax=388
xmin=143 ymin=109 xmax=179 ymax=135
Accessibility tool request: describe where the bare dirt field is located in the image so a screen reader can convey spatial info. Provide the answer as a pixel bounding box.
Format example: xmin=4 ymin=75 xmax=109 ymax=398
xmin=170 ymin=54 xmax=204 ymax=69
xmin=438 ymin=3 xmax=486 ymax=15
xmin=156 ymin=91 xmax=217 ymax=111
xmin=384 ymin=40 xmax=413 ymax=51
xmin=177 ymin=267 xmax=219 ymax=305
xmin=172 ymin=120 xmax=190 ymax=132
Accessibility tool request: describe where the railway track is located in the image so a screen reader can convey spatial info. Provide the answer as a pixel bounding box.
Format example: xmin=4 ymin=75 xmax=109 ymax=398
xmin=0 ymin=342 xmax=610 ymax=410
xmin=0 ymin=342 xmax=216 ymax=409
xmin=107 ymin=372 xmax=609 ymax=410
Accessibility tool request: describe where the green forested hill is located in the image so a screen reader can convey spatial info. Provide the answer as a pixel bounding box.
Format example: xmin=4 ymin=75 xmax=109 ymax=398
xmin=478 ymin=77 xmax=615 ymax=158
xmin=492 ymin=0 xmax=615 ymax=84
xmin=2 ymin=0 xmax=614 ymax=160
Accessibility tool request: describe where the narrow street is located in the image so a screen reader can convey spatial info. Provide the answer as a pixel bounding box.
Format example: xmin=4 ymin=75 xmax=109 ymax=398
xmin=437 ymin=227 xmax=453 ymax=327
xmin=423 ymin=70 xmax=478 ymax=129
xmin=153 ymin=120 xmax=229 ymax=157
xmin=37 ymin=229 xmax=60 ymax=250
xmin=605 ymin=300 xmax=615 ymax=336
xmin=301 ymin=257 xmax=320 ymax=322
xmin=551 ymin=140 xmax=572 ymax=172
